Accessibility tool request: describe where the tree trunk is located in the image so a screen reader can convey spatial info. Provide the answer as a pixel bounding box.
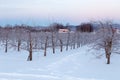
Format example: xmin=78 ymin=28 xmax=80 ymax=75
xmin=105 ymin=48 xmax=108 ymax=58
xmin=106 ymin=53 xmax=110 ymax=64
xmin=66 ymin=32 xmax=70 ymax=51
xmin=44 ymin=36 xmax=48 ymax=56
xmin=105 ymin=48 xmax=111 ymax=64
xmin=29 ymin=50 xmax=32 ymax=61
xmin=27 ymin=41 xmax=32 ymax=61
xmin=52 ymin=32 xmax=55 ymax=54
xmin=18 ymin=40 xmax=21 ymax=52
xmin=73 ymin=33 xmax=76 ymax=49
xmin=59 ymin=39 xmax=63 ymax=52
xmin=77 ymin=33 xmax=79 ymax=48
xmin=27 ymin=32 xmax=32 ymax=61
xmin=5 ymin=39 xmax=8 ymax=53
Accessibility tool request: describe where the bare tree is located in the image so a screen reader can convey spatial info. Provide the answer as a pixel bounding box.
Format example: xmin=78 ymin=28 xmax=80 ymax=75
xmin=44 ymin=36 xmax=48 ymax=56
xmin=59 ymin=39 xmax=63 ymax=52
xmin=2 ymin=26 xmax=12 ymax=53
xmin=76 ymin=31 xmax=81 ymax=48
xmin=14 ymin=26 xmax=24 ymax=51
xmin=66 ymin=31 xmax=70 ymax=51
xmin=27 ymin=31 xmax=33 ymax=61
xmin=92 ymin=21 xmax=119 ymax=64
xmin=51 ymin=32 xmax=55 ymax=54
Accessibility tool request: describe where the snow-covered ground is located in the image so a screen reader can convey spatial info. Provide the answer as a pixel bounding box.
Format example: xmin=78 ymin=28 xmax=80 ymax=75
xmin=0 ymin=46 xmax=120 ymax=80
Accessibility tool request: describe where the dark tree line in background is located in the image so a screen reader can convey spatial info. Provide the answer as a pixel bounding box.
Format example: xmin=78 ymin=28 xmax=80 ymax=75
xmin=0 ymin=21 xmax=120 ymax=64
xmin=76 ymin=23 xmax=94 ymax=32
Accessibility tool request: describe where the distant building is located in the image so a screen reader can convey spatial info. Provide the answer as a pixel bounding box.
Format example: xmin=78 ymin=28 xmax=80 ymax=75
xmin=58 ymin=29 xmax=69 ymax=33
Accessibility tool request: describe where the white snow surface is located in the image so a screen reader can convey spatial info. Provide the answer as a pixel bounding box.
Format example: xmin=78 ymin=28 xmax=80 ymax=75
xmin=0 ymin=46 xmax=120 ymax=80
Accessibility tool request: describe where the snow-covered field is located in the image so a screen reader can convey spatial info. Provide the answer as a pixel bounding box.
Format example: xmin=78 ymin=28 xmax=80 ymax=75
xmin=0 ymin=46 xmax=120 ymax=80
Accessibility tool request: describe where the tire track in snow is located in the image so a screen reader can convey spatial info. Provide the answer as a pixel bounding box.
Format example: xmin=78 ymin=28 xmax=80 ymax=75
xmin=0 ymin=72 xmax=101 ymax=80
xmin=0 ymin=72 xmax=60 ymax=79
xmin=47 ymin=48 xmax=86 ymax=70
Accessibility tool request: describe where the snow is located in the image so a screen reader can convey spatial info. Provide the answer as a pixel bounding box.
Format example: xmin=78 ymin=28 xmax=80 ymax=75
xmin=0 ymin=46 xmax=120 ymax=80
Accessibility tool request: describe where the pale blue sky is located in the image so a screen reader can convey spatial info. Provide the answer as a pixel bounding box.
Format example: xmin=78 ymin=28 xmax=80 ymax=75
xmin=0 ymin=0 xmax=120 ymax=26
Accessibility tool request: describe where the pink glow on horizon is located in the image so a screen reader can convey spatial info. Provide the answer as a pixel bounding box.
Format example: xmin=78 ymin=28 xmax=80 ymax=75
xmin=0 ymin=0 xmax=120 ymax=25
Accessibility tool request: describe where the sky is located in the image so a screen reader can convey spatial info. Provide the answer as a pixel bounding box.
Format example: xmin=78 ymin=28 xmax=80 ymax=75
xmin=0 ymin=0 xmax=120 ymax=26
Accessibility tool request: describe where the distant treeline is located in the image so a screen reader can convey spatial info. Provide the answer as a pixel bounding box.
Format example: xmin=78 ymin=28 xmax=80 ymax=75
xmin=0 ymin=23 xmax=95 ymax=32
xmin=0 ymin=22 xmax=120 ymax=32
